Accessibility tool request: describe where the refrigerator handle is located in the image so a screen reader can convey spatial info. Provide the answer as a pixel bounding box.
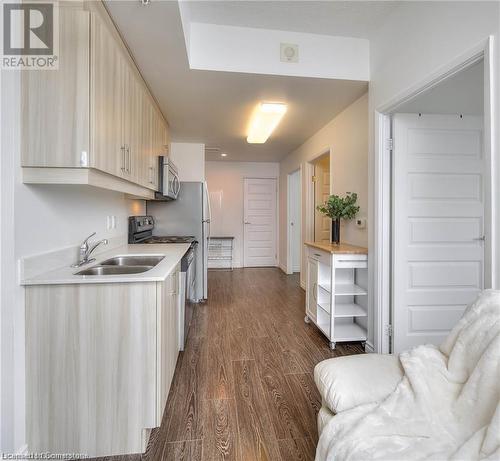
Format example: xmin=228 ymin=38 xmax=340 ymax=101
xmin=204 ymin=181 xmax=212 ymax=223
xmin=203 ymin=181 xmax=212 ymax=243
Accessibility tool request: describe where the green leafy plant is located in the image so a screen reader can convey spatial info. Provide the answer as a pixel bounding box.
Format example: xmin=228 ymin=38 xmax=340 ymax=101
xmin=317 ymin=192 xmax=360 ymax=220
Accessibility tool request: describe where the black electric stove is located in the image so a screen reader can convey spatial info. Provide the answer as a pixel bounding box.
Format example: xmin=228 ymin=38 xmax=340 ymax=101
xmin=128 ymin=216 xmax=196 ymax=246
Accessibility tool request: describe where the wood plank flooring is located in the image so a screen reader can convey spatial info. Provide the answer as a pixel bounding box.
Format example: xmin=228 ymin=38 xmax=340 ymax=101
xmin=91 ymin=268 xmax=364 ymax=461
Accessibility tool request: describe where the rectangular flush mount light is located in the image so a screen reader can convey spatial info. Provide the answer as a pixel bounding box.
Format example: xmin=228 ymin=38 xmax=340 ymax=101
xmin=247 ymin=102 xmax=287 ymax=144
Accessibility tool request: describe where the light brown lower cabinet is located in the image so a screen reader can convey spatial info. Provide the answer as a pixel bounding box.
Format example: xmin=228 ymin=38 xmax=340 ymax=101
xmin=25 ymin=266 xmax=180 ymax=458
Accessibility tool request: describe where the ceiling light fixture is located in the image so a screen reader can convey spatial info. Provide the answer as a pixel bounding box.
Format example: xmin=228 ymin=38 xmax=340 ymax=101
xmin=247 ymin=102 xmax=287 ymax=144
xmin=221 ymin=153 xmax=227 ymax=157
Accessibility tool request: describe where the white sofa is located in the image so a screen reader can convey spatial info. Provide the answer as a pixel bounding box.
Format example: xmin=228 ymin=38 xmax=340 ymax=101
xmin=314 ymin=353 xmax=404 ymax=435
xmin=312 ymin=290 xmax=500 ymax=461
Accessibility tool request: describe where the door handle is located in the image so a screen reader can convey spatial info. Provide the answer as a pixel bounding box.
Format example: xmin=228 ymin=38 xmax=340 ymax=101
xmin=473 ymin=236 xmax=485 ymax=241
xmin=244 ymin=221 xmax=251 ymax=225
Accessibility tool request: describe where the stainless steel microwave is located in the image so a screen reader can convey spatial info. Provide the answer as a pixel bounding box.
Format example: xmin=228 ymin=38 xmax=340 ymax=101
xmin=156 ymin=156 xmax=180 ymax=200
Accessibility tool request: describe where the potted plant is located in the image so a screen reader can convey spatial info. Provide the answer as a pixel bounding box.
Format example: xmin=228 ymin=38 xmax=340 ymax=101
xmin=317 ymin=192 xmax=360 ymax=244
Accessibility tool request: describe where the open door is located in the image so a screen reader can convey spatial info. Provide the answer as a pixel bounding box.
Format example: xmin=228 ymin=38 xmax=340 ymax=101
xmin=392 ymin=113 xmax=484 ymax=353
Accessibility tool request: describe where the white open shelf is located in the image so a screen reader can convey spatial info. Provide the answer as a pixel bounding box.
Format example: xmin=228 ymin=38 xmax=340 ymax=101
xmin=334 ymin=322 xmax=367 ymax=342
xmin=334 ymin=303 xmax=367 ymax=318
xmin=334 ymin=284 xmax=367 ymax=296
xmin=317 ymin=302 xmax=331 ymax=314
xmin=318 ymin=282 xmax=331 ymax=292
xmin=317 ymin=322 xmax=330 ymax=337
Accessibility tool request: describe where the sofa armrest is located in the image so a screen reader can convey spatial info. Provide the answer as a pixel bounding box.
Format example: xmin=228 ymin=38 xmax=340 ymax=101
xmin=314 ymin=354 xmax=403 ymax=414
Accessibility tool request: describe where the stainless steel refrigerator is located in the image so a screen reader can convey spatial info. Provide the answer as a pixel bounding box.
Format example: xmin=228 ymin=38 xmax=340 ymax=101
xmin=147 ymin=181 xmax=211 ymax=301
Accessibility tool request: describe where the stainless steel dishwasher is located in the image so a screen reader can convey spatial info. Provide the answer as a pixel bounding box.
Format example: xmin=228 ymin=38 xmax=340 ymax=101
xmin=180 ymin=242 xmax=197 ymax=350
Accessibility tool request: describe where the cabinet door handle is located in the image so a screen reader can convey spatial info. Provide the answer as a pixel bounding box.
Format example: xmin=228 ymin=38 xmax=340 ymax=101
xmin=313 ymin=282 xmax=317 ymax=301
xmin=314 ymin=253 xmax=322 ymax=257
xmin=126 ymin=145 xmax=131 ymax=173
xmin=149 ymin=166 xmax=153 ymax=184
xmin=121 ymin=146 xmax=126 ymax=172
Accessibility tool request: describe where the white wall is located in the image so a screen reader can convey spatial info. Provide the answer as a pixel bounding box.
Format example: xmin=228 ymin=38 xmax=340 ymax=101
xmin=368 ymin=1 xmax=500 ymax=352
xmin=0 ymin=71 xmax=145 ymax=452
xmin=188 ymin=22 xmax=369 ymax=81
xmin=205 ymin=161 xmax=279 ymax=268
xmin=279 ymin=92 xmax=369 ymax=283
xmin=169 ymin=142 xmax=205 ymax=182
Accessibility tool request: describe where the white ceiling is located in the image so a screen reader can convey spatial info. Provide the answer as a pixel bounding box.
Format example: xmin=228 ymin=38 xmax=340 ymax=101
xmin=396 ymin=60 xmax=484 ymax=115
xmin=105 ymin=1 xmax=379 ymax=162
xmin=183 ymin=1 xmax=398 ymax=39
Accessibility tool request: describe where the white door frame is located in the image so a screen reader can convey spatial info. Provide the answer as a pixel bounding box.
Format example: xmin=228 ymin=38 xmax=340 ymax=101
xmin=372 ymin=37 xmax=496 ymax=354
xmin=286 ymin=167 xmax=302 ymax=275
xmin=305 ymin=148 xmax=331 ymax=246
xmin=243 ymin=176 xmax=278 ymax=267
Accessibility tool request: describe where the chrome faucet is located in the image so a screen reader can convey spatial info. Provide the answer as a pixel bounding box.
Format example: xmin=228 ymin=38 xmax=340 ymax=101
xmin=72 ymin=232 xmax=108 ymax=267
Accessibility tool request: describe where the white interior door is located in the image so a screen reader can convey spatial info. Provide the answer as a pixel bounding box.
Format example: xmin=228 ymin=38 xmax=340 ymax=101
xmin=244 ymin=178 xmax=277 ymax=267
xmin=392 ymin=113 xmax=484 ymax=353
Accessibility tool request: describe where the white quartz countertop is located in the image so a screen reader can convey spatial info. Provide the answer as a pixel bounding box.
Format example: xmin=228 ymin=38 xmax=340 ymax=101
xmin=21 ymin=243 xmax=191 ymax=286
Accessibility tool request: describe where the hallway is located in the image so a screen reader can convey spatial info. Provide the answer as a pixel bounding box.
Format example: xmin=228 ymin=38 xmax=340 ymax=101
xmin=98 ymin=269 xmax=363 ymax=461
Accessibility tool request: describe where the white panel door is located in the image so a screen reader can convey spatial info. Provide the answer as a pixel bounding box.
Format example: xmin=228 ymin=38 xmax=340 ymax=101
xmin=243 ymin=178 xmax=277 ymax=267
xmin=393 ymin=114 xmax=484 ymax=353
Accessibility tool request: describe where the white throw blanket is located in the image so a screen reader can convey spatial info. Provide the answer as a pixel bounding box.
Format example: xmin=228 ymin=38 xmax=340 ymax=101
xmin=316 ymin=290 xmax=500 ymax=461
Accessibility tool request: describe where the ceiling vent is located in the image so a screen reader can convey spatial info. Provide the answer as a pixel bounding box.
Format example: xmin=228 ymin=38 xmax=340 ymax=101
xmin=280 ymin=43 xmax=299 ymax=63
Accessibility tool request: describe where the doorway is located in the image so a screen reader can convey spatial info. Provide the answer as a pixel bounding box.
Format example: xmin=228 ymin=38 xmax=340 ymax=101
xmin=243 ymin=177 xmax=277 ymax=267
xmin=287 ymin=169 xmax=301 ymax=274
xmin=313 ymin=153 xmax=331 ymax=243
xmin=382 ymin=58 xmax=490 ymax=354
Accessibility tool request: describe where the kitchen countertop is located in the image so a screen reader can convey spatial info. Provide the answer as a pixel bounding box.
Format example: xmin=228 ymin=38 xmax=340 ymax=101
xmin=305 ymin=241 xmax=368 ymax=255
xmin=21 ymin=243 xmax=191 ymax=286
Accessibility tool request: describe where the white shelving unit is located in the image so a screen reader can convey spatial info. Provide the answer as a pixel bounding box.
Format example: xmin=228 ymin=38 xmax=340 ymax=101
xmin=208 ymin=237 xmax=234 ymax=270
xmin=305 ymin=242 xmax=368 ymax=350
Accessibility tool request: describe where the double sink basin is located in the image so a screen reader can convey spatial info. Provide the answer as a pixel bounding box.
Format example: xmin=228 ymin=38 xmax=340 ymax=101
xmin=76 ymin=255 xmax=164 ymax=276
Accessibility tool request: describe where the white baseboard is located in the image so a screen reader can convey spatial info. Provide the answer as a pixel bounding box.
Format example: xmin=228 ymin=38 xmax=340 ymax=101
xmin=300 ymin=280 xmax=306 ymax=290
xmin=278 ymin=263 xmax=288 ymax=274
xmin=365 ymin=341 xmax=375 ymax=353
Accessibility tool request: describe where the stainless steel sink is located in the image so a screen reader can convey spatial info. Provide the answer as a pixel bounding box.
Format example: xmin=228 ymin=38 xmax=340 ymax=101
xmin=99 ymin=256 xmax=165 ymax=266
xmin=76 ymin=265 xmax=153 ymax=276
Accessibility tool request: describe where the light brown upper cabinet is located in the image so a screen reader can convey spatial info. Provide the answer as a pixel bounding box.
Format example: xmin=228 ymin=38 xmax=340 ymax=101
xmin=21 ymin=2 xmax=169 ymax=198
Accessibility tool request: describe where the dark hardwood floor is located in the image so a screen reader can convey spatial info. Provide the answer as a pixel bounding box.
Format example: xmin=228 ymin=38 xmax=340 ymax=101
xmin=93 ymin=268 xmax=364 ymax=461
